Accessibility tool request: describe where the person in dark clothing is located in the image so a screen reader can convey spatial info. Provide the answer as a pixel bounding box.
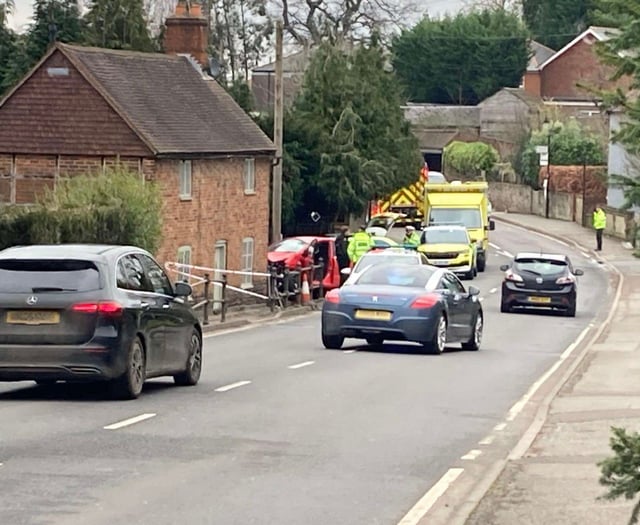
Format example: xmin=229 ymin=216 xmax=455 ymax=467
xmin=335 ymin=226 xmax=350 ymax=284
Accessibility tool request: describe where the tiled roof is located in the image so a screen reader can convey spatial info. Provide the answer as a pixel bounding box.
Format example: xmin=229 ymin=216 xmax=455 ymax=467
xmin=528 ymin=41 xmax=556 ymax=71
xmin=59 ymin=43 xmax=275 ymax=156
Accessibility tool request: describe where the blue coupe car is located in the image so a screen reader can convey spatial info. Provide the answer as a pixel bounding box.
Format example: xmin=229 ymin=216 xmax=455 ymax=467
xmin=321 ymin=263 xmax=483 ymax=354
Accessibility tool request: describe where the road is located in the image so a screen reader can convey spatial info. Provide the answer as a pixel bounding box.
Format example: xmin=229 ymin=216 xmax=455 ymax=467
xmin=0 ymin=223 xmax=612 ymax=525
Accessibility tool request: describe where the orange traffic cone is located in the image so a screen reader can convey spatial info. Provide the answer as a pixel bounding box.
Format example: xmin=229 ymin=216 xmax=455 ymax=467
xmin=301 ymin=271 xmax=311 ymax=305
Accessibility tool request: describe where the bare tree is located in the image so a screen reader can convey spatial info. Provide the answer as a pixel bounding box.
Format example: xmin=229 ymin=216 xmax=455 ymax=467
xmin=272 ymin=0 xmax=419 ymax=47
xmin=464 ymin=0 xmax=521 ymax=13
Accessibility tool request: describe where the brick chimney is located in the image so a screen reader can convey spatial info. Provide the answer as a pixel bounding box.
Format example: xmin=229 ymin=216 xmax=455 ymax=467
xmin=163 ymin=1 xmax=209 ymax=68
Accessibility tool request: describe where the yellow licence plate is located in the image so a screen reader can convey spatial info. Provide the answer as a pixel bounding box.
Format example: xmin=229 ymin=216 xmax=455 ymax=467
xmin=528 ymin=296 xmax=552 ymax=304
xmin=6 ymin=310 xmax=61 ymax=325
xmin=354 ymin=310 xmax=392 ymax=321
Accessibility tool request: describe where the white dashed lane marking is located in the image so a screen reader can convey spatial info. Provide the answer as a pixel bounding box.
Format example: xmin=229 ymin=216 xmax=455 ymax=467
xmin=461 ymin=449 xmax=482 ymax=461
xmin=104 ymin=413 xmax=157 ymax=430
xmin=479 ymin=435 xmax=495 ymax=446
xmin=215 ymin=380 xmax=252 ymax=392
xmin=494 ymin=422 xmax=507 ymax=432
xmin=489 ymin=288 xmax=497 ymax=294
xmin=288 ymin=361 xmax=315 ymax=369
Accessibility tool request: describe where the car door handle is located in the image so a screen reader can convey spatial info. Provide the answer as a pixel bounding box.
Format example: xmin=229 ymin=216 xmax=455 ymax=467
xmin=140 ymin=301 xmax=152 ymax=309
xmin=162 ymin=303 xmax=171 ymax=309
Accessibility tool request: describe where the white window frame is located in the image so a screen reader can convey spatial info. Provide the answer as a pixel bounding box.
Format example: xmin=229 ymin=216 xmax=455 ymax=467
xmin=179 ymin=160 xmax=192 ymax=199
xmin=177 ymin=245 xmax=192 ymax=282
xmin=241 ymin=237 xmax=254 ymax=288
xmin=243 ymin=158 xmax=256 ymax=195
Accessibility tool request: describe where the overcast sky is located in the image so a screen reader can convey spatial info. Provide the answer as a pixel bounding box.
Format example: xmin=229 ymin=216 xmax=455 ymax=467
xmin=7 ymin=0 xmax=469 ymax=32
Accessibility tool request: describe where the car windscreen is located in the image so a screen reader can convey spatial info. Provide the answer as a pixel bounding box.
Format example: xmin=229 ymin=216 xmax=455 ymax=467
xmin=269 ymin=238 xmax=307 ymax=252
xmin=354 ymin=254 xmax=419 ymax=272
xmin=514 ymin=258 xmax=568 ymax=276
xmin=356 ymin=264 xmax=435 ymax=288
xmin=367 ymin=217 xmax=393 ymax=229
xmin=422 ymin=229 xmax=468 ymax=244
xmin=428 ymin=208 xmax=482 ymax=229
xmin=0 ymin=259 xmax=102 ymax=293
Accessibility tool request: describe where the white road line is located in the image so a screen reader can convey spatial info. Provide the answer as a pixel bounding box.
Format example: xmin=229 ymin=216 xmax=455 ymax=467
xmin=215 ymin=380 xmax=252 ymax=392
xmin=288 ymin=361 xmax=315 ymax=369
xmin=494 ymin=422 xmax=507 ymax=432
xmin=489 ymin=288 xmax=497 ymax=294
xmin=103 ymin=413 xmax=156 ymax=431
xmin=505 ymin=323 xmax=593 ymax=422
xmin=461 ymin=449 xmax=482 ymax=461
xmin=502 ymin=249 xmax=514 ymax=257
xmin=489 ymin=242 xmax=502 ymax=250
xmin=479 ymin=297 xmax=485 ymax=302
xmin=343 ymin=350 xmax=357 ymax=354
xmin=479 ymin=435 xmax=495 ymax=446
xmin=397 ymin=468 xmax=465 ymax=525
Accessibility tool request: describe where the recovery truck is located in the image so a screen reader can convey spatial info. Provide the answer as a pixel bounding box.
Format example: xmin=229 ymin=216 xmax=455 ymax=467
xmin=423 ymin=181 xmax=495 ymax=272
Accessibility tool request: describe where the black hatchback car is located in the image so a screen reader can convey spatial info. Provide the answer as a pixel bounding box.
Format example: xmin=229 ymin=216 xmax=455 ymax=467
xmin=500 ymin=252 xmax=584 ymax=317
xmin=0 ymin=244 xmax=203 ymax=399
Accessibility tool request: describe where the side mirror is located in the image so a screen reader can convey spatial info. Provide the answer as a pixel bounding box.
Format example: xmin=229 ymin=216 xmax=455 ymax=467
xmin=468 ymin=285 xmax=480 ymax=296
xmin=489 ymin=220 xmax=496 ymax=231
xmin=174 ymin=281 xmax=192 ymax=297
xmin=499 ymin=264 xmax=509 ymax=271
xmin=341 ymin=267 xmax=352 ymax=276
xmin=574 ymin=269 xmax=584 ymax=276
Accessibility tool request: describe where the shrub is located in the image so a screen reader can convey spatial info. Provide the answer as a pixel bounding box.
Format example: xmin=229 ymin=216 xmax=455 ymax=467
xmin=0 ymin=168 xmax=162 ymax=252
xmin=520 ymin=119 xmax=606 ymax=187
xmin=443 ymin=141 xmax=500 ymax=180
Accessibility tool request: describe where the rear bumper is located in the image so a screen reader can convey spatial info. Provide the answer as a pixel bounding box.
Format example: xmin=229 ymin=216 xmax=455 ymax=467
xmin=322 ymin=310 xmax=438 ymax=343
xmin=0 ymin=341 xmax=126 ymax=382
xmin=501 ymin=282 xmax=576 ymax=309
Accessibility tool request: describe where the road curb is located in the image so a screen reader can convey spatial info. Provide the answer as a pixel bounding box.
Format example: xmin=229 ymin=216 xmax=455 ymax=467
xmin=202 ymin=302 xmax=321 ymax=334
xmin=420 ymin=217 xmax=625 ymax=525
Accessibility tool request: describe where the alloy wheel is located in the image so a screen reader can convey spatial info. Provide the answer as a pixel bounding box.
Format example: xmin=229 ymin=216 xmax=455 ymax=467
xmin=130 ymin=340 xmax=145 ymax=392
xmin=189 ymin=333 xmax=202 ymax=377
xmin=437 ymin=316 xmax=447 ymax=353
xmin=474 ymin=314 xmax=483 ymax=346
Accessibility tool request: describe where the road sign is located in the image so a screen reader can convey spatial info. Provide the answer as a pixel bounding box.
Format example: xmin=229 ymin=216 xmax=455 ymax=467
xmin=535 ymin=145 xmax=548 ymax=154
xmin=539 ymin=153 xmax=549 ymax=166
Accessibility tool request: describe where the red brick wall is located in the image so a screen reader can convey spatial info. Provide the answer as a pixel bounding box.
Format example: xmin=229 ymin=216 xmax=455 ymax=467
xmin=153 ymin=157 xmax=271 ymax=289
xmin=0 ymin=154 xmax=12 ymax=203
xmin=541 ymin=38 xmax=630 ymax=100
xmin=0 ymin=50 xmax=151 ymax=157
xmin=523 ymin=71 xmax=541 ymax=97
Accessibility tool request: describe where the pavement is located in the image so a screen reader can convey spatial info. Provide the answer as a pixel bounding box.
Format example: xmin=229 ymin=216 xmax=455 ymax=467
xmin=462 ymin=212 xmax=640 ymax=525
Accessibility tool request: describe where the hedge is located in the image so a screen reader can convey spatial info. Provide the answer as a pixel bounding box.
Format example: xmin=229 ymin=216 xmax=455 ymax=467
xmin=0 ymin=168 xmax=162 ymax=252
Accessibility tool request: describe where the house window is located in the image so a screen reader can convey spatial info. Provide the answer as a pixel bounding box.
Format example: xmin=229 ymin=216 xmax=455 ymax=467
xmin=177 ymin=245 xmax=192 ymax=282
xmin=179 ymin=160 xmax=192 ymax=199
xmin=243 ymin=158 xmax=255 ymax=194
xmin=241 ymin=237 xmax=254 ymax=288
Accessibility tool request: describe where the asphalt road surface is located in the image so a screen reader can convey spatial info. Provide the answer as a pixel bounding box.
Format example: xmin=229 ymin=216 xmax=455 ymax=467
xmin=0 ymin=223 xmax=612 ymax=525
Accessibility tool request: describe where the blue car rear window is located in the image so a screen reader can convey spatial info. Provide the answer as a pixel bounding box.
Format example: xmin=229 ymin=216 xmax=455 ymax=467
xmin=357 ymin=265 xmax=434 ymax=288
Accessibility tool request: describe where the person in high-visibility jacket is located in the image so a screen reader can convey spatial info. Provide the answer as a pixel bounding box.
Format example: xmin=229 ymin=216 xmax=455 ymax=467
xmin=348 ymin=225 xmax=375 ymax=264
xmin=403 ymin=225 xmax=421 ymax=247
xmin=593 ymin=206 xmax=607 ymax=251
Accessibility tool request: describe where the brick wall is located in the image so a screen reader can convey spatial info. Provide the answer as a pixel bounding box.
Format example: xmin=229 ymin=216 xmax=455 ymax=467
xmin=538 ymin=165 xmax=607 ymax=202
xmin=154 ymin=157 xmax=271 ymax=290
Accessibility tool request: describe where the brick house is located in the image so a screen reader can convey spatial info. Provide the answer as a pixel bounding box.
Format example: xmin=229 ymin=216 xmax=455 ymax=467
xmin=523 ymin=26 xmax=628 ymax=100
xmin=0 ymin=2 xmax=275 ymax=293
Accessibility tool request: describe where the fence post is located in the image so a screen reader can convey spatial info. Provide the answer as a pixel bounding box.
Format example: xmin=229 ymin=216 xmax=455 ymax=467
xmin=282 ymin=269 xmax=290 ymax=309
xmin=296 ymin=264 xmax=303 ymax=306
xmin=203 ymin=273 xmax=210 ymax=326
xmin=221 ymin=275 xmax=227 ymax=323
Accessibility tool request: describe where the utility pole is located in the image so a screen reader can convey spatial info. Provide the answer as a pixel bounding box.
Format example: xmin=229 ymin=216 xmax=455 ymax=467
xmin=271 ymin=19 xmax=284 ymax=244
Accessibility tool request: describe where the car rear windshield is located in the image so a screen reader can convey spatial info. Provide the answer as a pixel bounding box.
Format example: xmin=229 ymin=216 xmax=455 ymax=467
xmin=514 ymin=258 xmax=568 ymax=276
xmin=357 ymin=265 xmax=435 ymax=288
xmin=355 ymin=254 xmax=419 ymax=272
xmin=269 ymin=239 xmax=308 ymax=252
xmin=422 ymin=229 xmax=468 ymax=244
xmin=0 ymin=259 xmax=102 ymax=293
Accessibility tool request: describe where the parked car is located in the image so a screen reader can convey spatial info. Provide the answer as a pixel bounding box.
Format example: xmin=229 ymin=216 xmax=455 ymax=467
xmin=267 ymin=236 xmax=341 ymax=292
xmin=500 ymin=252 xmax=584 ymax=317
xmin=418 ymin=225 xmax=478 ymax=280
xmin=341 ymin=248 xmax=430 ymax=286
xmin=0 ymin=244 xmax=203 ymax=399
xmin=321 ymin=263 xmax=483 ymax=354
xmin=365 ymin=212 xmax=407 ymax=237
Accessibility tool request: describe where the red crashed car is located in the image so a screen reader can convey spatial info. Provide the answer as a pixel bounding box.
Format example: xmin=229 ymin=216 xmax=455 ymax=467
xmin=267 ymin=236 xmax=341 ymax=292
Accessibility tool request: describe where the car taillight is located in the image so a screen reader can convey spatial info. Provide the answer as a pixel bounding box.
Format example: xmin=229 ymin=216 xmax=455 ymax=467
xmin=556 ymin=275 xmax=575 ymax=285
xmin=325 ymin=290 xmax=341 ymax=304
xmin=505 ymin=270 xmax=523 ymax=283
xmin=410 ymin=293 xmax=440 ymax=309
xmin=72 ymin=301 xmax=123 ymax=316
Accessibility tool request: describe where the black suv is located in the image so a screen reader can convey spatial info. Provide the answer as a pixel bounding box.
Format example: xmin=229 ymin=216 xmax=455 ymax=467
xmin=500 ymin=252 xmax=584 ymax=317
xmin=0 ymin=244 xmax=203 ymax=399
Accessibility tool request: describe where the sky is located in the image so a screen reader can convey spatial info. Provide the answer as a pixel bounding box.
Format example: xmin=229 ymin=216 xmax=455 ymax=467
xmin=7 ymin=0 xmax=469 ymax=32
